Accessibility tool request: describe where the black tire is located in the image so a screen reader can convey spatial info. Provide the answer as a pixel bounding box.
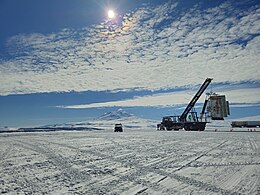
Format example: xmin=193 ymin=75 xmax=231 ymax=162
xmin=184 ymin=126 xmax=190 ymax=131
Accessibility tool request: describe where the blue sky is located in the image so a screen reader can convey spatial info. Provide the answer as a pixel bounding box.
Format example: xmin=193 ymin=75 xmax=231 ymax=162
xmin=0 ymin=0 xmax=259 ymax=128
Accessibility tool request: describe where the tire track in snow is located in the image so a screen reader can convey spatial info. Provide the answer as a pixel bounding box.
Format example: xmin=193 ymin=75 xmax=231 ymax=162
xmin=14 ymin=140 xmax=92 ymax=190
xmin=40 ymin=140 xmax=151 ymax=194
xmin=1 ymin=140 xmax=52 ymax=194
xmin=44 ymin=139 xmax=242 ymax=194
xmin=155 ymin=169 xmax=242 ymax=195
xmin=148 ymin=140 xmax=242 ymax=195
xmin=0 ymin=143 xmax=14 ymax=163
xmin=248 ymin=136 xmax=258 ymax=152
xmin=214 ymin=136 xmax=260 ymax=193
xmin=34 ymin=140 xmax=144 ymax=194
xmin=41 ymin=140 xmax=174 ymax=193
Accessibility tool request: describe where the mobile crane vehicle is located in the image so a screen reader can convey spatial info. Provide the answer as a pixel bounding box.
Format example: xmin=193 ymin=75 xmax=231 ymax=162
xmin=158 ymin=78 xmax=212 ymax=131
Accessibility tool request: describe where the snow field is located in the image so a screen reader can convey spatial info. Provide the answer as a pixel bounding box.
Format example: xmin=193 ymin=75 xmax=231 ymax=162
xmin=0 ymin=130 xmax=259 ymax=194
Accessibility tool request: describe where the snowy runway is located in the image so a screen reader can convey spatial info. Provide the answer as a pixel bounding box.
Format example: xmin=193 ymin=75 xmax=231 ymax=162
xmin=1 ymin=130 xmax=259 ymax=194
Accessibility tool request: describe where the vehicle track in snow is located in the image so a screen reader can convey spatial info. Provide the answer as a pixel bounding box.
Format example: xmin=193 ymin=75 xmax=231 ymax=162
xmin=8 ymin=140 xmax=95 ymax=194
xmin=27 ymin=139 xmax=191 ymax=193
xmin=58 ymin=135 xmax=256 ymax=194
xmin=40 ymin=136 xmax=243 ymax=194
xmin=0 ymin=142 xmax=14 ymax=164
xmin=0 ymin=131 xmax=259 ymax=194
xmin=15 ymin=140 xmax=92 ymax=179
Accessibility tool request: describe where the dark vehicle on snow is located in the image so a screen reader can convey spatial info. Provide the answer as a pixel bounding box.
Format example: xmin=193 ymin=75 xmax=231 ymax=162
xmin=114 ymin=123 xmax=123 ymax=132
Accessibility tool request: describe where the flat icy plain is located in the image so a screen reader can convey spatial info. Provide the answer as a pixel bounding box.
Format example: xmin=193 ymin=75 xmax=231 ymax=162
xmin=1 ymin=129 xmax=259 ymax=194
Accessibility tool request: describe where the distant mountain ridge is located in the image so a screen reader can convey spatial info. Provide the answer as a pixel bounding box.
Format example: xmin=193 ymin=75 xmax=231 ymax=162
xmin=8 ymin=109 xmax=157 ymax=132
xmin=2 ymin=108 xmax=246 ymax=133
xmin=96 ymin=109 xmax=134 ymax=120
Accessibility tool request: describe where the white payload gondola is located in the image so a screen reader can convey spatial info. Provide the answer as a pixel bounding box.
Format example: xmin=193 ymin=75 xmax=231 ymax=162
xmin=207 ymin=94 xmax=230 ymax=120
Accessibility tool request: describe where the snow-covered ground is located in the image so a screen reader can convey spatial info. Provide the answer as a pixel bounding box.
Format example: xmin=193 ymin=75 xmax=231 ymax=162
xmin=1 ymin=129 xmax=259 ymax=194
xmin=1 ymin=110 xmax=259 ymax=194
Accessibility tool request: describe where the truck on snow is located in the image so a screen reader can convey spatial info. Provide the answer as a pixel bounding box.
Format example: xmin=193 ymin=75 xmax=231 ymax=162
xmin=231 ymin=121 xmax=260 ymax=128
xmin=114 ymin=123 xmax=123 ymax=132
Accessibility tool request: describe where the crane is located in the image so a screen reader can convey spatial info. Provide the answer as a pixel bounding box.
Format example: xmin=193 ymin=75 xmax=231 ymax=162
xmin=158 ymin=78 xmax=213 ymax=131
xmin=180 ymin=78 xmax=212 ymax=122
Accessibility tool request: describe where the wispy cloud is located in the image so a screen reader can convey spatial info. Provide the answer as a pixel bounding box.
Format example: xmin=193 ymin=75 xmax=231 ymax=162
xmin=61 ymin=87 xmax=260 ymax=109
xmin=0 ymin=1 xmax=259 ymax=95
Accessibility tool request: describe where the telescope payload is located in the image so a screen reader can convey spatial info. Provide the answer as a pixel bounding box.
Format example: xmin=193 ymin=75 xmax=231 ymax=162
xmin=207 ymin=94 xmax=230 ymax=120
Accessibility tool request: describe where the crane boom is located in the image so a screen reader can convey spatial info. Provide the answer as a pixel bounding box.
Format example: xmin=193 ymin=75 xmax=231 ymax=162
xmin=180 ymin=78 xmax=212 ymax=122
xmin=200 ymin=99 xmax=209 ymax=121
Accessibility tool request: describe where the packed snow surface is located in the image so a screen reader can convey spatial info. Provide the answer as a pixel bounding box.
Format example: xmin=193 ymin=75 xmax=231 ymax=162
xmin=1 ymin=129 xmax=259 ymax=194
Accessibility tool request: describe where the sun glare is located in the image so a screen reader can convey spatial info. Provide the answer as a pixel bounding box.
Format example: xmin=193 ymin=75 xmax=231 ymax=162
xmin=108 ymin=10 xmax=115 ymax=19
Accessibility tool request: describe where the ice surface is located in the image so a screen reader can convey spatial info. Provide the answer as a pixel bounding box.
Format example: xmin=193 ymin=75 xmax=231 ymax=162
xmin=0 ymin=129 xmax=259 ymax=194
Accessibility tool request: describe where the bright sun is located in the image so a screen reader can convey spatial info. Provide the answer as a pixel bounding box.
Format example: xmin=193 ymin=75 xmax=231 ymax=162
xmin=108 ymin=10 xmax=115 ymax=19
